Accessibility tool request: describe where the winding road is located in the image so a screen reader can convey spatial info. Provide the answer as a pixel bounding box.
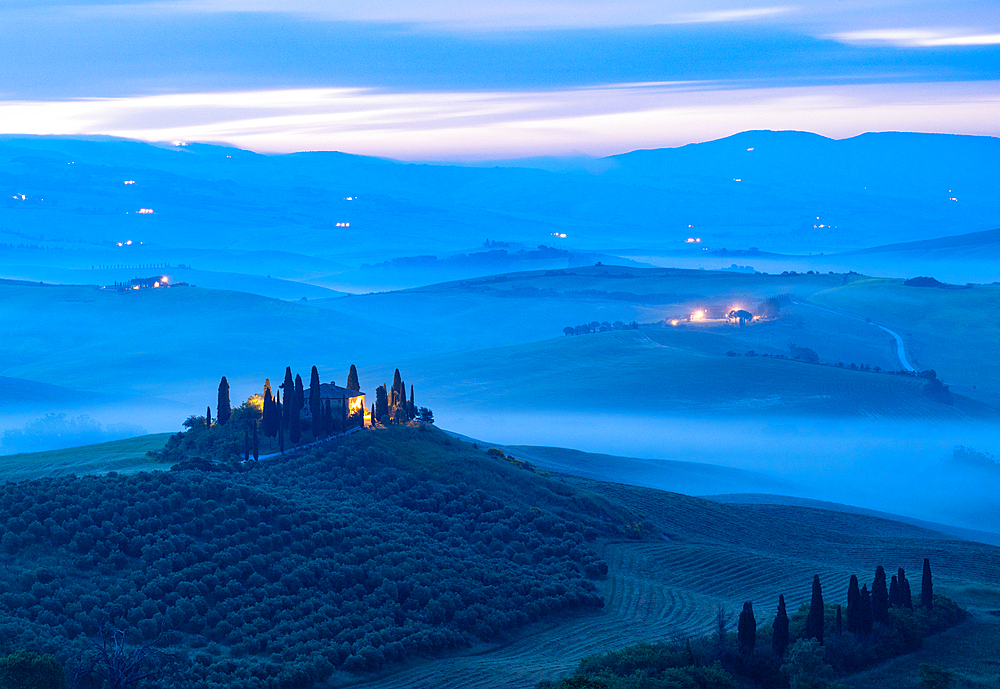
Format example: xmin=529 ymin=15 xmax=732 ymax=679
xmin=876 ymin=325 xmax=916 ymax=372
xmin=794 ymin=301 xmax=916 ymax=372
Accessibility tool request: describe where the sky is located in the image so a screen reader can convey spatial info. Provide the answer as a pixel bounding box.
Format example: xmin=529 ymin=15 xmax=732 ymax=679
xmin=0 ymin=0 xmax=998 ymax=159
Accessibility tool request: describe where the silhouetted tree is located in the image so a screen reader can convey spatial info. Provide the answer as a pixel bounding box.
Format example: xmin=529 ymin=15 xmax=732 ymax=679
xmin=899 ymin=568 xmax=913 ymax=610
xmin=276 ymin=392 xmax=284 ymax=453
xmin=847 ymin=574 xmax=861 ymax=634
xmin=806 ymin=575 xmax=824 ymax=644
xmin=375 ymin=385 xmax=389 ymax=422
xmin=409 ymin=385 xmax=415 ymax=419
xmin=737 ymin=601 xmax=756 ymax=653
xmin=294 ymin=374 xmax=305 ymax=415
xmin=346 ymin=364 xmax=360 ymax=392
xmin=921 ymin=558 xmax=933 ymax=609
xmin=872 ymin=565 xmax=889 ymax=624
xmin=418 ymin=407 xmax=434 ymax=424
xmin=889 ymin=574 xmax=900 ymax=608
xmin=836 ymin=605 xmax=842 ymax=636
xmin=262 ymin=380 xmax=276 ymax=441
xmin=205 ymin=406 xmax=211 ymax=427
xmin=252 ymin=423 xmax=259 ymax=460
xmin=281 ymin=367 xmax=294 ymax=430
xmin=73 ymin=623 xmax=168 ymax=689
xmin=217 ymin=377 xmax=231 ymax=425
xmin=860 ymin=584 xmax=873 ymax=634
xmin=309 ymin=366 xmax=321 ymax=438
xmin=773 ymin=595 xmax=789 ymax=656
xmin=243 ymin=429 xmax=249 ymax=461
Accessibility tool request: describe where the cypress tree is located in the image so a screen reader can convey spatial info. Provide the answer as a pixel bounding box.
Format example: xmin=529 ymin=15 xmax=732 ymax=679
xmin=409 ymin=385 xmax=415 ymax=419
xmin=872 ymin=566 xmax=889 ymax=624
xmin=375 ymin=385 xmax=389 ymax=422
xmin=294 ymin=374 xmax=305 ymax=413
xmin=281 ymin=367 xmax=294 ymax=430
xmin=900 ymin=568 xmax=913 ymax=610
xmin=217 ymin=376 xmax=231 ymax=425
xmin=889 ymin=575 xmax=900 ymax=607
xmin=206 ymin=406 xmax=211 ymax=427
xmin=806 ymin=574 xmax=824 ymax=644
xmin=860 ymin=584 xmax=873 ymax=633
xmin=290 ymin=395 xmax=301 ymax=445
xmin=346 ymin=364 xmax=360 ymax=392
xmin=262 ymin=381 xmax=274 ymax=439
xmin=847 ymin=574 xmax=861 ymax=634
xmin=737 ymin=601 xmax=756 ymax=653
xmin=836 ymin=605 xmax=842 ymax=636
xmin=243 ymin=429 xmax=250 ymax=461
xmin=324 ymin=400 xmax=333 ymax=436
xmin=275 ymin=391 xmax=283 ymax=451
xmin=309 ymin=366 xmax=321 ymax=439
xmin=773 ymin=595 xmax=789 ymax=656
xmin=252 ymin=423 xmax=259 ymax=460
xmin=921 ymin=558 xmax=933 ymax=609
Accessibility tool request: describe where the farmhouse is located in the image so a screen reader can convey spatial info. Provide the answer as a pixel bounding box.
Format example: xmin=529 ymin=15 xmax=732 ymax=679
xmin=299 ymin=383 xmax=366 ymax=428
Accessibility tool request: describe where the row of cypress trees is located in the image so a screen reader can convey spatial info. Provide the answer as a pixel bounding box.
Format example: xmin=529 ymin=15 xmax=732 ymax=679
xmin=210 ymin=364 xmax=365 ymax=454
xmin=737 ymin=558 xmax=934 ymax=656
xmin=372 ymin=368 xmax=416 ymax=425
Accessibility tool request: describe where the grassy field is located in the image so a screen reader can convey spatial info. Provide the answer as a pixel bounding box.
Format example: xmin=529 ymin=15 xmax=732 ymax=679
xmin=406 ymin=327 xmax=982 ymax=420
xmin=346 ymin=471 xmax=1000 ymax=689
xmin=808 ymin=277 xmax=1000 ymax=403
xmin=0 ymin=432 xmax=172 ymax=482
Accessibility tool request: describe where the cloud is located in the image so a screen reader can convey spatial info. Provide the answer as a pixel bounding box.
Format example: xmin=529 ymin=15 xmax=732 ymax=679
xmin=1 ymin=80 xmax=997 ymax=160
xmin=831 ymin=28 xmax=1000 ymax=47
xmin=61 ymin=0 xmax=799 ymax=29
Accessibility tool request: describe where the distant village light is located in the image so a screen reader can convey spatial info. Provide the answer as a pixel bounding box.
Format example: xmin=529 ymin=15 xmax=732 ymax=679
xmin=137 ymin=208 xmax=154 ymax=214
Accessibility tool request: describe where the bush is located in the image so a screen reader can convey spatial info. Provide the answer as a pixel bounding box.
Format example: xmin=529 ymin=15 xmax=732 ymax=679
xmin=0 ymin=650 xmax=68 ymax=689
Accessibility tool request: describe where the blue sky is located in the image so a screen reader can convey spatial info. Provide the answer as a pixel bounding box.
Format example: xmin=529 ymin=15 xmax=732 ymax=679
xmin=0 ymin=0 xmax=998 ymax=158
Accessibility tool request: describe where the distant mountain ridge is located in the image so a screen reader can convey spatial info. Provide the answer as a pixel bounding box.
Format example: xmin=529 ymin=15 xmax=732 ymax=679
xmin=1 ymin=130 xmax=998 ymax=275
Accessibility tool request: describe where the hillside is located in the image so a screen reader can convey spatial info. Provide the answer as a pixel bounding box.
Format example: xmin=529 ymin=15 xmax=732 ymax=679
xmin=2 ymin=427 xmax=996 ymax=689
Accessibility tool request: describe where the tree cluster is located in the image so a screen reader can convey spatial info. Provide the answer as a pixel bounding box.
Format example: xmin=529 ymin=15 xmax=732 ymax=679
xmin=540 ymin=558 xmax=967 ymax=689
xmin=0 ymin=427 xmax=615 ymax=688
xmin=373 ymin=369 xmax=418 ymax=426
xmin=563 ymin=321 xmax=638 ymax=336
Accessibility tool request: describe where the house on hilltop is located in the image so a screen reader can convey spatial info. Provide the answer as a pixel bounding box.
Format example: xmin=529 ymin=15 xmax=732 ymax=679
xmin=298 ymin=382 xmax=366 ymax=429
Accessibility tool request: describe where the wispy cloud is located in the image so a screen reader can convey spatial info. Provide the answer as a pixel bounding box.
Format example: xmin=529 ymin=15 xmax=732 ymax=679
xmin=831 ymin=28 xmax=1000 ymax=47
xmin=64 ymin=0 xmax=798 ymax=29
xmin=1 ymin=81 xmax=997 ymax=159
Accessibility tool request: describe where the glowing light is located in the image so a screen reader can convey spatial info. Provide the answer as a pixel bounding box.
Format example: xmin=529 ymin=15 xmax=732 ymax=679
xmin=137 ymin=208 xmax=154 ymax=214
xmin=161 ymin=276 xmax=168 ymax=283
xmin=733 ymin=178 xmax=742 ymax=182
xmin=691 ymin=310 xmax=706 ymax=320
xmin=132 ymin=285 xmax=139 ymax=290
xmin=686 ymin=237 xmax=696 ymax=243
xmin=123 ymin=180 xmax=135 ymax=185
xmin=117 ymin=242 xmax=123 ymax=246
xmin=125 ymin=240 xmax=133 ymax=245
xmin=747 ymin=147 xmax=754 ymax=151
xmin=349 ymin=395 xmax=365 ymax=415
xmin=335 ymin=222 xmax=350 ymax=227
xmin=670 ymin=319 xmax=679 ymax=326
xmin=153 ymin=281 xmax=160 ymax=288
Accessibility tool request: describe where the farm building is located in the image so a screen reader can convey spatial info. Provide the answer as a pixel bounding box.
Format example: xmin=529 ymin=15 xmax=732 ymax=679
xmin=299 ymin=383 xmax=366 ymax=429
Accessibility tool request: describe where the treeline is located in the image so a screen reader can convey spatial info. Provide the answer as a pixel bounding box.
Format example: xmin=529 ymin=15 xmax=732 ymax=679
xmin=541 ymin=559 xmax=967 ymax=689
xmin=562 ymin=321 xmax=638 ymax=336
xmin=0 ymin=426 xmax=615 ymax=688
xmin=159 ymin=363 xmax=376 ymax=464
